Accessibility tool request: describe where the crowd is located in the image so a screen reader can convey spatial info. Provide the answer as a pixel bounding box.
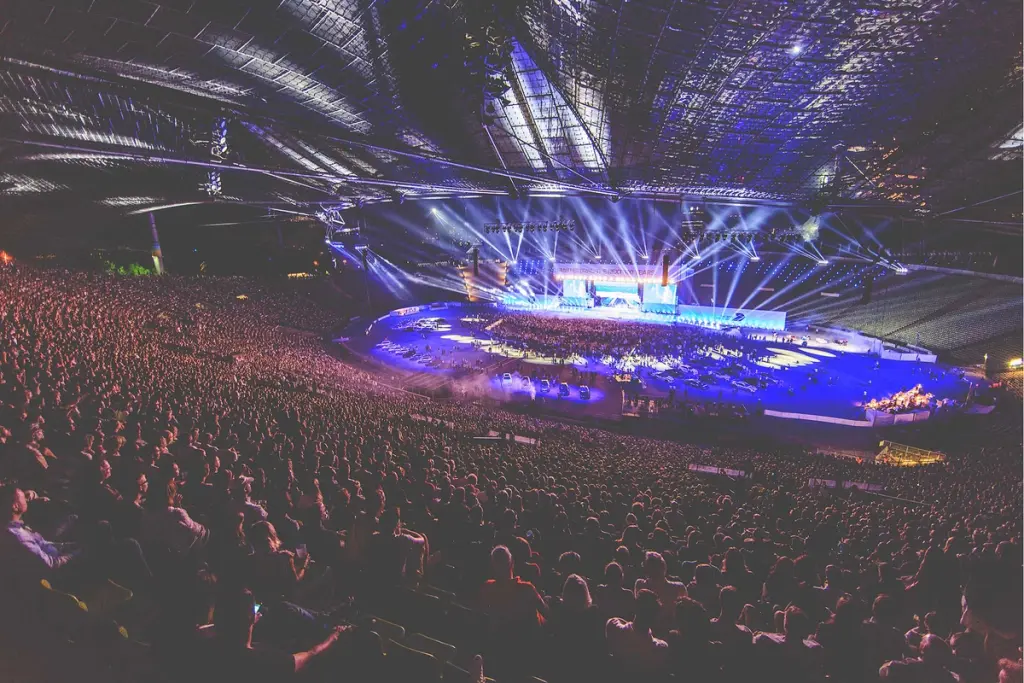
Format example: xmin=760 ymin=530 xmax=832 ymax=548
xmin=0 ymin=263 xmax=1021 ymax=683
xmin=471 ymin=310 xmax=763 ymax=365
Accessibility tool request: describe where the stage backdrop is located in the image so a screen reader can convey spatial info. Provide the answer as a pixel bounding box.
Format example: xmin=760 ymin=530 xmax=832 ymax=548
xmin=676 ymin=304 xmax=786 ymax=331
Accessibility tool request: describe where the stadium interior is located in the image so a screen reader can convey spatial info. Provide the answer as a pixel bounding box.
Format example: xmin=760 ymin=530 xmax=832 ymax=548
xmin=0 ymin=0 xmax=1021 ymax=682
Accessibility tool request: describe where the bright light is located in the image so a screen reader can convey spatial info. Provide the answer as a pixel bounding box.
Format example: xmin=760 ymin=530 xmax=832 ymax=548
xmin=430 ymin=208 xmax=438 ymax=214
xmin=1010 ymin=358 xmax=1023 ymax=368
xmin=789 ymin=45 xmax=803 ymax=56
xmin=750 ymin=256 xmax=761 ymax=262
xmin=817 ymin=259 xmax=829 ymax=266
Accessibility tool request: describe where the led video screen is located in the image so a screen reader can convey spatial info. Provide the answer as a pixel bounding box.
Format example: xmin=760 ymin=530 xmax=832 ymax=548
xmin=562 ymin=279 xmax=588 ymax=299
xmin=643 ymin=283 xmax=677 ymax=306
xmin=595 ymin=281 xmax=640 ymax=302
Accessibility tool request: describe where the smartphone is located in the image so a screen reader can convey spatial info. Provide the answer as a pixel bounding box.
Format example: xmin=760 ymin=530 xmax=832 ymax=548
xmin=295 ymin=544 xmax=308 ymax=561
xmin=254 ymin=603 xmax=262 ymax=616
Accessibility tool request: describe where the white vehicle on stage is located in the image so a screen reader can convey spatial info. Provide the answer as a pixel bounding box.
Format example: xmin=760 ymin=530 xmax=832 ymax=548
xmin=732 ymin=378 xmax=758 ymax=393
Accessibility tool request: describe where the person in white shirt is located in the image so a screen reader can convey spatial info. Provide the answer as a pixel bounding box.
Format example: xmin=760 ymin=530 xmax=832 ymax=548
xmin=606 ymin=588 xmax=668 ymax=676
xmin=142 ymin=479 xmax=209 ymax=556
xmin=1 ymin=484 xmax=152 ymax=593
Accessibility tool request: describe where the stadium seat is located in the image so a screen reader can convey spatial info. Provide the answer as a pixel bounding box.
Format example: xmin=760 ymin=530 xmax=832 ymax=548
xmin=394 ymin=587 xmax=445 ymax=631
xmin=422 ymin=583 xmax=458 ymax=606
xmin=38 ymin=579 xmax=90 ymax=640
xmin=442 ymin=660 xmax=496 ymax=683
xmin=443 ymin=603 xmax=488 ymax=654
xmin=405 ymin=632 xmax=457 ymax=666
xmin=386 ymin=640 xmax=442 ymax=683
xmin=360 ymin=615 xmax=406 ymax=653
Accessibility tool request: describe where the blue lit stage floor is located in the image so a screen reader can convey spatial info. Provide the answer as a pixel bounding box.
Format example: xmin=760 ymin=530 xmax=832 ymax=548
xmin=347 ymin=305 xmax=984 ymax=423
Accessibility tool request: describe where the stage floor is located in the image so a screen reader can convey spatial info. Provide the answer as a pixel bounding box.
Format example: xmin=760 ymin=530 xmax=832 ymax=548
xmin=347 ymin=305 xmax=982 ymax=423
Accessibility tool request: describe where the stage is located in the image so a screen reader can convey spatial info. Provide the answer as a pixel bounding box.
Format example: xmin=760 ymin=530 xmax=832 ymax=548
xmin=345 ymin=302 xmax=986 ymax=425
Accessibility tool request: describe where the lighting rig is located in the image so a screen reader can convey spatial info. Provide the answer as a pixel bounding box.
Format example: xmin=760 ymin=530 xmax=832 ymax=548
xmin=484 ymin=220 xmax=576 ymax=234
xmin=201 ymin=118 xmax=228 ymax=197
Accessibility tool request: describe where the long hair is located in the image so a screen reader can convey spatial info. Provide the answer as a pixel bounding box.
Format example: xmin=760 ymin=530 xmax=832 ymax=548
xmin=722 ymin=548 xmax=748 ymax=576
xmin=249 ymin=521 xmax=282 ymax=553
xmin=562 ymin=574 xmax=592 ymax=610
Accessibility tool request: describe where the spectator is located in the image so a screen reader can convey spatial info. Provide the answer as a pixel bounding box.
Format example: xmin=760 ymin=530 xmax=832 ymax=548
xmin=879 ymin=633 xmax=961 ymax=682
xmin=687 ymin=563 xmax=721 ymax=614
xmin=605 ymin=588 xmax=668 ymax=677
xmin=594 ymin=561 xmax=634 ymax=621
xmin=634 ymin=551 xmax=687 ymax=635
xmin=814 ymin=595 xmax=868 ymax=683
xmin=710 ymin=585 xmax=754 ymax=669
xmin=248 ymin=521 xmax=308 ymax=602
xmin=207 ymin=587 xmax=351 ymax=683
xmin=666 ymin=596 xmax=722 ymax=680
xmin=478 ymin=545 xmax=547 ymax=679
xmin=547 ymin=574 xmax=603 ymax=680
xmin=753 ymin=606 xmax=823 ymax=683
xmin=141 ymin=479 xmax=209 ymax=558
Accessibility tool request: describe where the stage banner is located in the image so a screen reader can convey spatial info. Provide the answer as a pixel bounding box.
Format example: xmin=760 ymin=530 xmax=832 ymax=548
xmin=676 ymin=304 xmax=786 ymax=331
xmin=808 ymin=478 xmax=838 ymax=489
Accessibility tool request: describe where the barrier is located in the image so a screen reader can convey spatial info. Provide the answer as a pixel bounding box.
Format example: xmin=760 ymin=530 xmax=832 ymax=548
xmin=808 ymin=479 xmax=886 ymax=492
xmin=393 ymin=304 xmax=430 ymax=317
xmin=689 ymin=464 xmax=747 ymax=478
xmin=410 ymin=413 xmax=455 ymax=429
xmin=866 ymin=409 xmax=930 ymax=426
xmin=486 ymin=430 xmax=540 ymax=445
xmin=763 ymin=409 xmax=873 ymax=427
xmin=879 ymin=344 xmax=938 ymax=363
xmin=843 ymin=481 xmax=885 ymax=492
xmin=876 ymin=440 xmax=945 ymax=466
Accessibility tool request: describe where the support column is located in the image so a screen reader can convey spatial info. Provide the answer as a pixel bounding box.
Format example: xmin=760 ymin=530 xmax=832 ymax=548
xmin=149 ymin=212 xmax=165 ymax=275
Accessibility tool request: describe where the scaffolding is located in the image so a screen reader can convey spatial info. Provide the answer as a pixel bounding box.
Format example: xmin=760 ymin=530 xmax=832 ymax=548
xmin=876 ymin=440 xmax=945 ymax=467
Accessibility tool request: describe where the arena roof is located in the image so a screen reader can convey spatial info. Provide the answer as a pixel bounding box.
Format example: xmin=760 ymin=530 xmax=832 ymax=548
xmin=0 ymin=0 xmax=1020 ymax=220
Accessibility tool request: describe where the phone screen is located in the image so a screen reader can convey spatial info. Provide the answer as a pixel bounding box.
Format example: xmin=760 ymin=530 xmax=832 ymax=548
xmin=296 ymin=544 xmax=308 ymax=561
xmin=254 ymin=603 xmax=262 ymax=616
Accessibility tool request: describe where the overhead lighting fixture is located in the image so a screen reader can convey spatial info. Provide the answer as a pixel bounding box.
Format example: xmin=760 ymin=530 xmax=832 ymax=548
xmin=750 ymin=256 xmax=761 ymax=262
xmin=789 ymin=44 xmax=803 ymax=56
xmin=817 ymin=259 xmax=830 ymax=266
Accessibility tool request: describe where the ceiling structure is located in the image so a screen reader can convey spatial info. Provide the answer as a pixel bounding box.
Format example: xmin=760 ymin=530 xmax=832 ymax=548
xmin=0 ymin=0 xmax=1020 ymax=223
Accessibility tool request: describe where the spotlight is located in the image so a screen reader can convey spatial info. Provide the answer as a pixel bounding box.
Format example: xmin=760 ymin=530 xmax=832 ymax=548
xmin=611 ymin=194 xmax=621 ymax=203
xmin=789 ymin=44 xmax=803 ymax=56
xmin=750 ymin=256 xmax=761 ymax=262
xmin=430 ymin=208 xmax=438 ymax=214
xmin=817 ymin=259 xmax=829 ymax=266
